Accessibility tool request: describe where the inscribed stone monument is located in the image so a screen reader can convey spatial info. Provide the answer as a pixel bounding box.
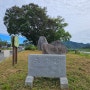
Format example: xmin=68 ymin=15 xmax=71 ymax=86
xmin=25 ymin=36 xmax=68 ymax=89
xmin=25 ymin=54 xmax=68 ymax=89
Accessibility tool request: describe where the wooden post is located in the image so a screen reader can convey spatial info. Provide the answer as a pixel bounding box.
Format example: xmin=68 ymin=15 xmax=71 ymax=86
xmin=11 ymin=36 xmax=18 ymax=66
xmin=15 ymin=47 xmax=17 ymax=64
xmin=12 ymin=46 xmax=14 ymax=66
xmin=12 ymin=36 xmax=15 ymax=66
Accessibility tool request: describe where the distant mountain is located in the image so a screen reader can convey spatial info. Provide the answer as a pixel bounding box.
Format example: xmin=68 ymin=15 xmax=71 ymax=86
xmin=0 ymin=33 xmax=26 ymax=44
xmin=63 ymin=41 xmax=90 ymax=49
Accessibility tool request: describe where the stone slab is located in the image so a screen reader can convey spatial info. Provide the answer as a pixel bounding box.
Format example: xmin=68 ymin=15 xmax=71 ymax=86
xmin=28 ymin=54 xmax=66 ymax=77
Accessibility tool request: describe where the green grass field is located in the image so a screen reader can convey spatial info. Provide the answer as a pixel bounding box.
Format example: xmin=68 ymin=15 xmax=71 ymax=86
xmin=0 ymin=50 xmax=90 ymax=90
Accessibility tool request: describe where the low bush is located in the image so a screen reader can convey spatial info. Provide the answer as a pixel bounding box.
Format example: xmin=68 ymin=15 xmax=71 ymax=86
xmin=25 ymin=45 xmax=37 ymax=50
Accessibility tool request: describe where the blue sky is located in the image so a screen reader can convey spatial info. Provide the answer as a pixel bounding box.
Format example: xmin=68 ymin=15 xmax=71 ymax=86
xmin=0 ymin=33 xmax=26 ymax=44
xmin=0 ymin=0 xmax=90 ymax=44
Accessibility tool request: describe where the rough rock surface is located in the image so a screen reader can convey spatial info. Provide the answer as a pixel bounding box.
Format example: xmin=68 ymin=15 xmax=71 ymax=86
xmin=37 ymin=36 xmax=48 ymax=50
xmin=42 ymin=40 xmax=67 ymax=54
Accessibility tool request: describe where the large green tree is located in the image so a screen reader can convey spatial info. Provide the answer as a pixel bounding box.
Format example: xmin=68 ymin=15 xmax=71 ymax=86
xmin=4 ymin=3 xmax=71 ymax=45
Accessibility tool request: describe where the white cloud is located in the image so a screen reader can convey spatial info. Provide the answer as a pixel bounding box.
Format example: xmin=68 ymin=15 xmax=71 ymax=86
xmin=0 ymin=0 xmax=90 ymax=43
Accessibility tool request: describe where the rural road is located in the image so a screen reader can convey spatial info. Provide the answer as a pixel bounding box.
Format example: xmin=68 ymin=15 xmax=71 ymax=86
xmin=80 ymin=51 xmax=90 ymax=54
xmin=0 ymin=52 xmax=5 ymax=62
xmin=0 ymin=51 xmax=12 ymax=62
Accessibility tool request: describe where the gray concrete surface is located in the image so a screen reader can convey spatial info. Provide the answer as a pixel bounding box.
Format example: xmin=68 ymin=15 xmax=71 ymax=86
xmin=0 ymin=50 xmax=12 ymax=62
xmin=0 ymin=52 xmax=5 ymax=62
xmin=4 ymin=50 xmax=11 ymax=58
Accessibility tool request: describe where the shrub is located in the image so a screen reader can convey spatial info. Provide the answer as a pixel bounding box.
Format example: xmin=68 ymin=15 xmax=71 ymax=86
xmin=75 ymin=50 xmax=80 ymax=54
xmin=25 ymin=45 xmax=37 ymax=50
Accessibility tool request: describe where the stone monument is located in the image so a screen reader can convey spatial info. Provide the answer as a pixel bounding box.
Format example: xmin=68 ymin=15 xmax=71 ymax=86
xmin=25 ymin=54 xmax=68 ymax=89
xmin=25 ymin=36 xmax=68 ymax=89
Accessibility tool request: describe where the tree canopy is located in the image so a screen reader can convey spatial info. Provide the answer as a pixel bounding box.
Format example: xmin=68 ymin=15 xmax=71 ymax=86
xmin=4 ymin=3 xmax=71 ymax=45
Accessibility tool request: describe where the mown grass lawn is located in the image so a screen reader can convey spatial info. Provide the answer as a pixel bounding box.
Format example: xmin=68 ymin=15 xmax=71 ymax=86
xmin=0 ymin=50 xmax=90 ymax=90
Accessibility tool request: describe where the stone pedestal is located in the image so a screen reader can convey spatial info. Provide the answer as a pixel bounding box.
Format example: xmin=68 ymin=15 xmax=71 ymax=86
xmin=60 ymin=77 xmax=68 ymax=89
xmin=25 ymin=76 xmax=34 ymax=87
